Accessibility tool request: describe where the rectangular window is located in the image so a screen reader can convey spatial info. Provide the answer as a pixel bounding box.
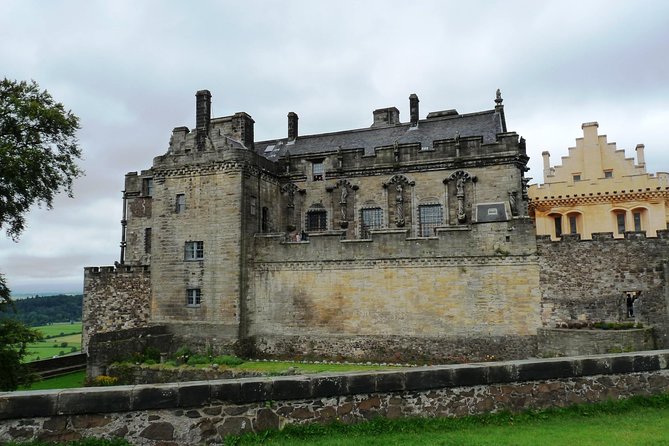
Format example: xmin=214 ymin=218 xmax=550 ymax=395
xmin=633 ymin=212 xmax=642 ymax=231
xmin=572 ymin=174 xmax=581 ymax=182
xmin=312 ymin=161 xmax=324 ymax=181
xmin=554 ymin=216 xmax=562 ymax=238
xmin=144 ymin=228 xmax=152 ymax=254
xmin=176 ymin=194 xmax=186 ymax=213
xmin=306 ymin=210 xmax=327 ymax=231
xmin=604 ymin=170 xmax=613 ymax=178
xmin=569 ymin=216 xmax=577 ymax=234
xmin=419 ymin=204 xmax=443 ymax=237
xmin=142 ymin=178 xmax=154 ymax=196
xmin=186 ymin=288 xmax=201 ymax=307
xmin=616 ymin=213 xmax=626 ymax=234
xmin=261 ymin=207 xmax=269 ymax=232
xmin=250 ymin=197 xmax=257 ymax=216
xmin=361 ymin=208 xmax=383 ymax=238
xmin=185 ymin=241 xmax=204 ymax=260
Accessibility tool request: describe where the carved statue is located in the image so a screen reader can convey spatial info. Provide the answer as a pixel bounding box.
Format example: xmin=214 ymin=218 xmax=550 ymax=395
xmin=340 ymin=186 xmax=348 ymax=220
xmin=509 ymin=190 xmax=518 ymax=216
xmin=456 ymin=177 xmax=466 ymax=223
xmin=395 ymin=183 xmax=405 ymax=226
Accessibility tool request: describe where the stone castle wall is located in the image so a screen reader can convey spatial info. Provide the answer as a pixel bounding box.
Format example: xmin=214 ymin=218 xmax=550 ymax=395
xmin=537 ymin=231 xmax=669 ymax=348
xmin=3 ymin=351 xmax=669 ymax=445
xmin=247 ymin=219 xmax=540 ymax=361
xmin=82 ymin=266 xmax=151 ymax=352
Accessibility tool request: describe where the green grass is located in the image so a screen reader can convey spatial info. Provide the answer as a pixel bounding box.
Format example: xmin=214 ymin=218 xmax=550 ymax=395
xmin=21 ymin=370 xmax=86 ymax=390
xmin=25 ymin=322 xmax=82 ymax=362
xmin=228 ymin=394 xmax=669 ymax=446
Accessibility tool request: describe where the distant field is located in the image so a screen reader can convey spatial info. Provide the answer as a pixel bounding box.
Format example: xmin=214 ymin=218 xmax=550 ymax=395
xmin=25 ymin=322 xmax=82 ymax=362
xmin=23 ymin=370 xmax=86 ymax=390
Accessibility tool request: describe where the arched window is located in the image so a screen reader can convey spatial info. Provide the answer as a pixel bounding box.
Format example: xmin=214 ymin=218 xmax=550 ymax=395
xmin=566 ymin=212 xmax=583 ymax=235
xmin=631 ymin=207 xmax=647 ymax=232
xmin=612 ymin=210 xmax=626 ymax=235
xmin=548 ymin=213 xmax=563 ymax=238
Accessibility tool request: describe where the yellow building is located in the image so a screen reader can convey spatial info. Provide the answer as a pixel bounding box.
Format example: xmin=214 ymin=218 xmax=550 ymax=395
xmin=529 ymin=122 xmax=669 ymax=240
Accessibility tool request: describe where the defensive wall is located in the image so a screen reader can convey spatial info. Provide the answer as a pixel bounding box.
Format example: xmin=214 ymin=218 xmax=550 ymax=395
xmin=3 ymin=351 xmax=669 ymax=445
xmin=83 ymin=227 xmax=669 ymax=365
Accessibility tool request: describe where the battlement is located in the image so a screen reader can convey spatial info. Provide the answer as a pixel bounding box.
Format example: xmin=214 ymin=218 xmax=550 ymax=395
xmin=84 ymin=265 xmax=150 ymax=275
xmin=254 ymin=218 xmax=537 ymax=264
xmin=536 ymin=230 xmax=669 ymax=245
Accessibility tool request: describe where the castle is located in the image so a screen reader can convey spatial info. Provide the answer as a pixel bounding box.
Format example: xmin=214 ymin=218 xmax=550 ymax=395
xmin=83 ymin=90 xmax=669 ymax=367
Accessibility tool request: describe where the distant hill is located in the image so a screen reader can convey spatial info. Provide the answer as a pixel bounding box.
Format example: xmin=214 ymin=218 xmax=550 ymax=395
xmin=0 ymin=294 xmax=83 ymax=326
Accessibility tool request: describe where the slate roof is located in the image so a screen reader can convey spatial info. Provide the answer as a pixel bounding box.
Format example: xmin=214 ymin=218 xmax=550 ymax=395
xmin=254 ymin=109 xmax=504 ymax=161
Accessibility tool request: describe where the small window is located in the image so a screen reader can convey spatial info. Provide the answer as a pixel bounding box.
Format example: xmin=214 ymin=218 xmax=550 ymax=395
xmin=633 ymin=211 xmax=642 ymax=232
xmin=261 ymin=207 xmax=269 ymax=232
xmin=604 ymin=170 xmax=613 ymax=178
xmin=554 ymin=215 xmax=562 ymax=238
xmin=419 ymin=204 xmax=443 ymax=237
xmin=312 ymin=161 xmax=324 ymax=181
xmin=569 ymin=215 xmax=578 ymax=234
xmin=306 ymin=210 xmax=327 ymax=231
xmin=185 ymin=241 xmax=204 ymax=260
xmin=144 ymin=228 xmax=152 ymax=254
xmin=176 ymin=194 xmax=186 ymax=213
xmin=572 ymin=174 xmax=581 ymax=182
xmin=616 ymin=212 xmax=626 ymax=234
xmin=142 ymin=178 xmax=154 ymax=196
xmin=361 ymin=207 xmax=383 ymax=238
xmin=186 ymin=288 xmax=201 ymax=307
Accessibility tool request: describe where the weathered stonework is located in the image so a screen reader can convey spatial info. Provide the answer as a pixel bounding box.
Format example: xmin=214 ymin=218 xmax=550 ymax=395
xmin=3 ymin=351 xmax=669 ymax=445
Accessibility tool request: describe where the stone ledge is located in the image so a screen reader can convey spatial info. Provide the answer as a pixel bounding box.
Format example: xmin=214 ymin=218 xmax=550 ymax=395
xmin=2 ymin=350 xmax=668 ymax=420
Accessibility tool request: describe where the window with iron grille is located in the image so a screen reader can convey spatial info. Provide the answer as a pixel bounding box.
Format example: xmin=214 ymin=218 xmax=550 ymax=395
xmin=418 ymin=204 xmax=443 ymax=237
xmin=186 ymin=288 xmax=201 ymax=307
xmin=361 ymin=208 xmax=383 ymax=238
xmin=185 ymin=241 xmax=204 ymax=260
xmin=306 ymin=210 xmax=327 ymax=231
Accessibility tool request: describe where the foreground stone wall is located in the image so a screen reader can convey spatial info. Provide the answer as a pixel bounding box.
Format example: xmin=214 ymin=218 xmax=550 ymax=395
xmin=537 ymin=232 xmax=669 ymax=348
xmin=2 ymin=351 xmax=669 ymax=445
xmin=537 ymin=328 xmax=655 ymax=357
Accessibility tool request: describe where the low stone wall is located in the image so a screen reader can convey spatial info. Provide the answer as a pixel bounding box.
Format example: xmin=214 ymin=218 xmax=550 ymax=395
xmin=538 ymin=328 xmax=656 ymax=357
xmin=2 ymin=351 xmax=669 ymax=445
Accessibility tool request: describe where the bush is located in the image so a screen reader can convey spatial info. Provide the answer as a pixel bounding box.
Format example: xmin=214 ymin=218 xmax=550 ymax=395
xmin=143 ymin=346 xmax=161 ymax=362
xmin=213 ymin=355 xmax=244 ymax=366
xmin=187 ymin=354 xmax=210 ymax=365
xmin=89 ymin=375 xmax=118 ymax=387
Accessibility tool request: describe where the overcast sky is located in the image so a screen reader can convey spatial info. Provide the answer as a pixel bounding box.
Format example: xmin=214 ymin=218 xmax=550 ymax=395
xmin=1 ymin=0 xmax=668 ymax=294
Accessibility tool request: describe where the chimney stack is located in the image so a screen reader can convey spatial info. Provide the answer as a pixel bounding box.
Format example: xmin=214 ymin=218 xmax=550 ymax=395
xmin=195 ymin=90 xmax=211 ymax=150
xmin=371 ymin=107 xmax=400 ymax=127
xmin=288 ymin=112 xmax=298 ymax=141
xmin=409 ymin=94 xmax=419 ymax=127
xmin=542 ymin=151 xmax=552 ymax=182
xmin=636 ymin=144 xmax=646 ymax=167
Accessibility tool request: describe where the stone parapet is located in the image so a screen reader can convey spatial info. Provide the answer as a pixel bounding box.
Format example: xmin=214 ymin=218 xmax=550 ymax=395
xmin=2 ymin=351 xmax=669 ymax=444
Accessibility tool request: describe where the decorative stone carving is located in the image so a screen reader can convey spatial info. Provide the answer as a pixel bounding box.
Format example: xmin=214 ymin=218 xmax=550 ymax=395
xmin=383 ymin=175 xmax=415 ymax=228
xmin=445 ymin=170 xmax=477 ymax=224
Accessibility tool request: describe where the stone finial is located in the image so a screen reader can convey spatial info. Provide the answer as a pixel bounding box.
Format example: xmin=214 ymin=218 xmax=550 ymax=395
xmin=495 ymin=88 xmax=503 ymax=105
xmin=409 ymin=94 xmax=419 ymax=127
xmin=288 ymin=112 xmax=298 ymax=141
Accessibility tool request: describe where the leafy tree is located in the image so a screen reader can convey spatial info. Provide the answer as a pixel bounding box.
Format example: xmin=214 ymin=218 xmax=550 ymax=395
xmin=0 ymin=78 xmax=82 ymax=240
xmin=0 ymin=275 xmax=42 ymax=390
xmin=0 ymin=78 xmax=82 ymax=390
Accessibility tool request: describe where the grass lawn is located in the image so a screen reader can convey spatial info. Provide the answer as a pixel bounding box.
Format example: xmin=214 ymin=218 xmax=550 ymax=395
xmin=230 ymin=395 xmax=669 ymax=446
xmin=22 ymin=370 xmax=86 ymax=390
xmin=25 ymin=322 xmax=82 ymax=361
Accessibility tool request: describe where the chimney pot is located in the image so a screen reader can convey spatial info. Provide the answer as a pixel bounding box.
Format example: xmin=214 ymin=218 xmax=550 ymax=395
xmin=288 ymin=112 xmax=298 ymax=140
xmin=409 ymin=94 xmax=419 ymax=127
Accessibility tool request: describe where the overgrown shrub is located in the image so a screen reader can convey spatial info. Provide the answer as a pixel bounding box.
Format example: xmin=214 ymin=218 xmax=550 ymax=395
xmin=88 ymin=375 xmax=118 ymax=386
xmin=213 ymin=355 xmax=244 ymax=366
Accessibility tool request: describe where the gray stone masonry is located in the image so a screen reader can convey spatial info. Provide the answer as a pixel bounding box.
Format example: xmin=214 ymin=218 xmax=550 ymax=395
xmin=2 ymin=351 xmax=669 ymax=445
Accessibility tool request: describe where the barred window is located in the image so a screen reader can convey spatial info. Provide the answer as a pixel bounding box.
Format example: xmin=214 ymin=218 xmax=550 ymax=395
xmin=186 ymin=288 xmax=201 ymax=307
xmin=185 ymin=241 xmax=204 ymax=260
xmin=418 ymin=204 xmax=443 ymax=237
xmin=361 ymin=208 xmax=383 ymax=238
xmin=306 ymin=210 xmax=327 ymax=232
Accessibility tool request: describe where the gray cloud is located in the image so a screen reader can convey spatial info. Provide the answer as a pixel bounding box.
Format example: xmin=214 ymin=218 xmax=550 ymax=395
xmin=1 ymin=0 xmax=668 ymax=293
